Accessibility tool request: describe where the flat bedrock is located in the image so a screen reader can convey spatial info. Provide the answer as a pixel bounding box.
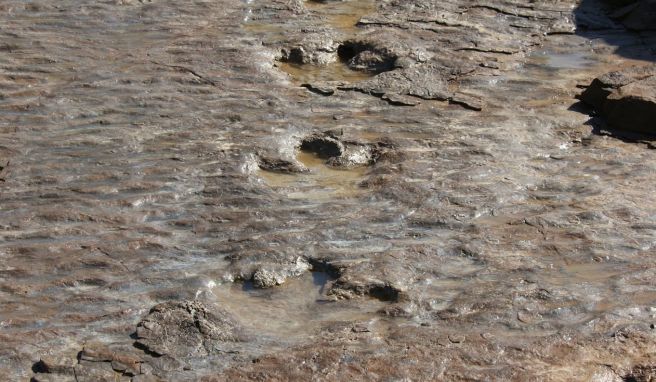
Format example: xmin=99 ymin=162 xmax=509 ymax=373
xmin=0 ymin=0 xmax=654 ymax=381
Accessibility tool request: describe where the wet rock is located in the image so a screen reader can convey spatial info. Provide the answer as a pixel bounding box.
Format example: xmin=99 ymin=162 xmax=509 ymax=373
xmin=280 ymin=34 xmax=339 ymax=65
xmin=579 ymin=66 xmax=656 ymax=135
xmin=227 ymin=251 xmax=312 ymax=288
xmin=135 ymin=301 xmax=245 ymax=358
xmin=252 ymin=268 xmax=287 ymax=288
xmin=326 ymin=143 xmax=373 ymax=167
xmin=252 ymin=257 xmax=311 ymax=288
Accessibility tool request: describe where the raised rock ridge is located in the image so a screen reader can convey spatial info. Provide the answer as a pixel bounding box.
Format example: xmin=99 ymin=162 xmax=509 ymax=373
xmin=579 ymin=66 xmax=656 ymax=135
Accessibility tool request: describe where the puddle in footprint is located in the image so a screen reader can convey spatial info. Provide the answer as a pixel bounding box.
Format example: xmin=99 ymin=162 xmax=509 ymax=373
xmin=277 ymin=60 xmax=373 ymax=84
xmin=259 ymin=150 xmax=367 ymax=200
xmin=243 ymin=0 xmax=378 ymax=84
xmin=211 ymin=271 xmax=388 ymax=342
xmin=242 ymin=0 xmax=375 ymax=41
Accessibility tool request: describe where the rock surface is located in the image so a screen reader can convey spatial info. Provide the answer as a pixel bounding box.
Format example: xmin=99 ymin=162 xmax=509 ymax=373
xmin=135 ymin=301 xmax=244 ymax=357
xmin=580 ymin=66 xmax=656 ymax=135
xmin=0 ymin=0 xmax=654 ymax=381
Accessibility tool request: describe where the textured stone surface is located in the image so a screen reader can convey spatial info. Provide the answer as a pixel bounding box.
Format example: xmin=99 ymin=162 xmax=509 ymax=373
xmin=135 ymin=301 xmax=244 ymax=357
xmin=0 ymin=0 xmax=654 ymax=381
xmin=580 ymin=66 xmax=656 ymax=134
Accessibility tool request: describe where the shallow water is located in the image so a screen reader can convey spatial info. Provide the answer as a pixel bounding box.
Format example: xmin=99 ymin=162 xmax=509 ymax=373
xmin=529 ymin=49 xmax=597 ymax=70
xmin=211 ymin=271 xmax=388 ymax=341
xmin=277 ymin=61 xmax=373 ymax=84
xmin=245 ymin=0 xmax=377 ymax=83
xmin=258 ymin=150 xmax=367 ymax=200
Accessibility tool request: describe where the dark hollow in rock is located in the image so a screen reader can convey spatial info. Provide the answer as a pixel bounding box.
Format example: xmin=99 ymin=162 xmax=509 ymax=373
xmin=299 ymin=135 xmax=344 ymax=158
xmin=32 ymin=360 xmax=49 ymax=374
xmin=307 ymin=258 xmax=342 ymax=279
xmin=337 ymin=41 xmax=397 ymax=74
xmin=369 ymin=284 xmax=402 ymax=302
xmin=134 ymin=300 xmax=245 ymax=359
xmin=283 ymin=47 xmax=306 ymax=65
xmin=298 ymin=132 xmax=387 ymax=168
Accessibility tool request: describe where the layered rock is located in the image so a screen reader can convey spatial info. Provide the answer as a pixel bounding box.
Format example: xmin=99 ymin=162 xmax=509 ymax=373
xmin=579 ymin=66 xmax=656 ymax=135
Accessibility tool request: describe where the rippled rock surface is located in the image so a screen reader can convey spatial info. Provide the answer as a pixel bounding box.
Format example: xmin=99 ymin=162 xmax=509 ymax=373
xmin=1 ymin=0 xmax=655 ymax=381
